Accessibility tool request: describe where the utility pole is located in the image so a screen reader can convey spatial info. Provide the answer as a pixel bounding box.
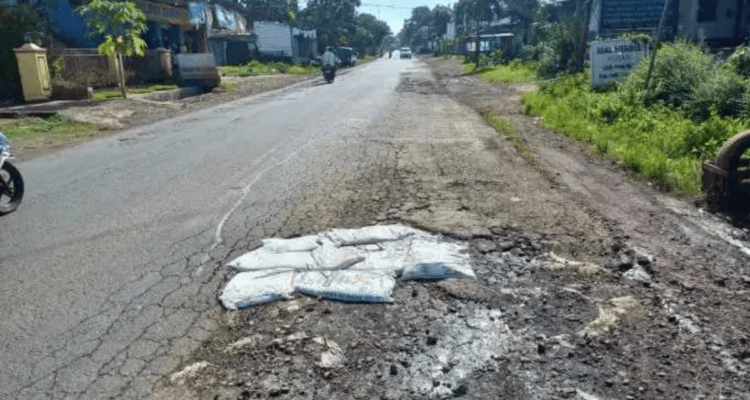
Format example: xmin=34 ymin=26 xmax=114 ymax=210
xmin=574 ymin=0 xmax=592 ymax=72
xmin=643 ymin=0 xmax=672 ymax=92
xmin=474 ymin=2 xmax=480 ymax=69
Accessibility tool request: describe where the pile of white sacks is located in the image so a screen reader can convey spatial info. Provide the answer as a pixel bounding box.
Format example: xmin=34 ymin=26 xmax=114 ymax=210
xmin=220 ymin=225 xmax=476 ymax=309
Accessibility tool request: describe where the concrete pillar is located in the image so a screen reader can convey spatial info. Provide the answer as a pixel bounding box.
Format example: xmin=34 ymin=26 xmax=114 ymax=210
xmin=157 ymin=47 xmax=173 ymax=78
xmin=13 ymin=43 xmax=51 ymax=102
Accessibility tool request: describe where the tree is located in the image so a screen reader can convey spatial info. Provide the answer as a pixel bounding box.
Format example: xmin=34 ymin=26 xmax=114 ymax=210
xmin=504 ymin=0 xmax=538 ymax=44
xmin=0 ymin=2 xmax=46 ymax=102
xmin=298 ymin=0 xmax=360 ymax=48
xmin=400 ymin=6 xmax=431 ymax=51
xmin=239 ymin=0 xmax=298 ymax=25
xmin=76 ymin=0 xmax=146 ymax=99
xmin=431 ymin=5 xmax=453 ymax=38
xmin=455 ymin=0 xmax=504 ymax=68
xmin=353 ymin=13 xmax=391 ymax=55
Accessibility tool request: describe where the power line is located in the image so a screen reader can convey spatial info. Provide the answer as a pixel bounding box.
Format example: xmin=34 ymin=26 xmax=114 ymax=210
xmin=298 ymin=1 xmax=413 ymax=11
xmin=360 ymin=3 xmax=414 ymax=9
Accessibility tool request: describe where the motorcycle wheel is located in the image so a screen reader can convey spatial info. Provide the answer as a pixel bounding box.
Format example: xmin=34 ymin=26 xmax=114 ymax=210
xmin=0 ymin=161 xmax=24 ymax=215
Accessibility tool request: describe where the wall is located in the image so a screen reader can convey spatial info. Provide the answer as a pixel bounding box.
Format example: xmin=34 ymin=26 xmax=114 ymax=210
xmin=678 ymin=0 xmax=750 ymax=45
xmin=254 ymin=21 xmax=292 ymax=59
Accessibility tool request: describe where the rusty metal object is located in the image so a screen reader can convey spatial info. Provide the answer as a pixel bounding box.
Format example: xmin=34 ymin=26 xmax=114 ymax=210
xmin=703 ymin=161 xmax=730 ymax=210
xmin=704 ymin=129 xmax=750 ymax=211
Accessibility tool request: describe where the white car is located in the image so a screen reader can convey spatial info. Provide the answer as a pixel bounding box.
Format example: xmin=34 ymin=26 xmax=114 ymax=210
xmin=400 ymin=47 xmax=412 ymax=59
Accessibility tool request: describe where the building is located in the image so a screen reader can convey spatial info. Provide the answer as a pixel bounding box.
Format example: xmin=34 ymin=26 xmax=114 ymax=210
xmin=253 ymin=21 xmax=316 ymax=63
xmin=676 ymin=0 xmax=750 ymax=47
xmin=205 ymin=3 xmax=255 ymax=65
xmin=459 ymin=17 xmax=516 ymax=55
xmin=140 ymin=0 xmax=208 ymax=54
xmin=589 ymin=0 xmax=750 ymax=48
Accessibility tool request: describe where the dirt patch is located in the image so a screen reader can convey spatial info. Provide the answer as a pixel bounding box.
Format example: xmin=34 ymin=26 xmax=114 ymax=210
xmin=151 ymin=57 xmax=750 ymax=400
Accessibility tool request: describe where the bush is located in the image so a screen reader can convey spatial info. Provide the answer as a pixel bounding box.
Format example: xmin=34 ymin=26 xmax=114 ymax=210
xmin=619 ymin=39 xmax=714 ymax=109
xmin=681 ymin=114 xmax=747 ymax=159
xmin=690 ymin=70 xmax=747 ymax=120
xmin=524 ymin=70 xmax=750 ymax=194
xmin=525 ymin=18 xmax=578 ymax=78
xmin=618 ymin=39 xmax=750 ymax=123
xmin=477 ymin=54 xmax=492 ymax=69
xmin=270 ymin=61 xmax=291 ymax=74
xmin=491 ymin=48 xmax=506 ymax=65
xmin=724 ymin=45 xmax=750 ymax=78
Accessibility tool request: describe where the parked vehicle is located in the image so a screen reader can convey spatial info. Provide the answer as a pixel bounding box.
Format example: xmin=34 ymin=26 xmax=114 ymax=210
xmin=336 ymin=47 xmax=356 ymax=67
xmin=0 ymin=131 xmax=23 ymax=215
xmin=400 ymin=47 xmax=412 ymax=59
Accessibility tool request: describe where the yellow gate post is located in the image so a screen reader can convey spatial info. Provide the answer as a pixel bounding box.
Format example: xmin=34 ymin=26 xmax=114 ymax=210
xmin=13 ymin=43 xmax=51 ymax=102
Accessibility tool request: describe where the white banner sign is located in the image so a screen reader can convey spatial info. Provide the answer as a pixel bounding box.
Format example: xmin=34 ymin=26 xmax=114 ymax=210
xmin=590 ymin=40 xmax=645 ymax=87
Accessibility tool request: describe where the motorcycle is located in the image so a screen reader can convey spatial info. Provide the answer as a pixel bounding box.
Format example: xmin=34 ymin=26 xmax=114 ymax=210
xmin=0 ymin=131 xmax=24 ymax=215
xmin=322 ymin=65 xmax=336 ymax=83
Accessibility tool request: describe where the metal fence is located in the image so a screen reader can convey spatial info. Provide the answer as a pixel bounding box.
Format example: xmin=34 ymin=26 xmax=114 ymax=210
xmin=55 ymin=49 xmax=171 ymax=88
xmin=58 ymin=49 xmax=118 ymax=87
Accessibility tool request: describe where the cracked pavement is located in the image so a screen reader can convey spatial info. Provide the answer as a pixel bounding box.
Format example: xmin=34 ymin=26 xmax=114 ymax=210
xmin=4 ymin=56 xmax=750 ymax=400
xmin=0 ymin=59 xmax=405 ymax=399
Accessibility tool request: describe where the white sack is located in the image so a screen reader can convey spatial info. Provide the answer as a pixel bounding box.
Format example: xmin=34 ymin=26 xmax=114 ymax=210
xmin=323 ymin=225 xmax=422 ymax=247
xmin=312 ymin=243 xmax=367 ymax=270
xmin=401 ymin=237 xmax=475 ymax=281
xmin=295 ymin=270 xmax=395 ymax=303
xmin=220 ymin=270 xmax=296 ymax=310
xmin=348 ymin=241 xmax=407 ymax=276
xmin=228 ymin=249 xmax=315 ymax=271
xmin=261 ymin=236 xmax=321 ymax=253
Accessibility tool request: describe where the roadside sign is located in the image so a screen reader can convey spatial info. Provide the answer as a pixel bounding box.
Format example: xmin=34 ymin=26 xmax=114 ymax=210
xmin=590 ymin=39 xmax=645 ymax=88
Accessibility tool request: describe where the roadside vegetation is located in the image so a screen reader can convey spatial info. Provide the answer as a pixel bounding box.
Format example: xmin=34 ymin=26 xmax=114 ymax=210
xmin=92 ymin=83 xmax=179 ymax=100
xmin=466 ymin=26 xmax=750 ymax=195
xmin=463 ymin=59 xmax=537 ymax=83
xmin=484 ymin=110 xmax=555 ymax=183
xmin=1 ymin=115 xmax=98 ymax=152
xmin=219 ymin=60 xmax=319 ymax=77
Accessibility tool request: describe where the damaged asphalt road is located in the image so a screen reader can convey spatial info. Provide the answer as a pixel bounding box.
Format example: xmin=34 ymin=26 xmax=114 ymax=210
xmin=159 ymin=58 xmax=750 ymax=400
xmin=2 ymin=56 xmax=750 ymax=400
xmin=164 ymin=58 xmax=750 ymax=400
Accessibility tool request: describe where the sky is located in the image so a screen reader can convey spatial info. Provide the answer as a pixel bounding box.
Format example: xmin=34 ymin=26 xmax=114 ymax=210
xmin=299 ymin=0 xmax=560 ymax=38
xmin=356 ymin=1 xmax=454 ymax=36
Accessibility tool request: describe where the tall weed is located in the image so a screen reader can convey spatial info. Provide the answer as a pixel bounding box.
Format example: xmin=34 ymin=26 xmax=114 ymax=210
xmin=525 ymin=18 xmax=578 ymax=78
xmin=524 ymin=72 xmax=750 ymax=195
xmin=618 ymin=39 xmax=750 ymax=121
xmin=724 ymin=45 xmax=750 ymax=78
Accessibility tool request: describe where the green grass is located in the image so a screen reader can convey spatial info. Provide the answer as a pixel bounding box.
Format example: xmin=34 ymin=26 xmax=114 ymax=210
xmin=219 ymin=80 xmax=239 ymax=92
xmin=462 ymin=61 xmax=537 ymax=83
xmin=93 ymin=84 xmax=179 ymax=101
xmin=219 ymin=60 xmax=318 ymax=77
xmin=461 ymin=62 xmax=480 ymax=74
xmin=1 ymin=115 xmax=98 ymax=152
xmin=480 ymin=62 xmax=537 ymax=84
xmin=484 ymin=111 xmax=556 ymax=184
xmin=521 ymin=73 xmax=750 ymax=195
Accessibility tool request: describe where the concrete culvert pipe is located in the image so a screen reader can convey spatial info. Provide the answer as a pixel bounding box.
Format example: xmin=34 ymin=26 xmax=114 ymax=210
xmin=715 ymin=129 xmax=750 ymax=171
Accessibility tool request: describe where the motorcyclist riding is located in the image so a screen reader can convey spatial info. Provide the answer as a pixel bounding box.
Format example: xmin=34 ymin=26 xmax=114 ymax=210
xmin=322 ymin=46 xmax=337 ymax=69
